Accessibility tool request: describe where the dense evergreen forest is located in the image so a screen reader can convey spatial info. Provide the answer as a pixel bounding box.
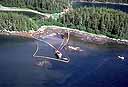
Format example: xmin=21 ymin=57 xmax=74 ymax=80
xmin=0 ymin=0 xmax=128 ymax=40
xmin=75 ymin=0 xmax=128 ymax=4
xmin=61 ymin=7 xmax=128 ymax=39
xmin=0 ymin=12 xmax=38 ymax=32
xmin=0 ymin=0 xmax=71 ymax=13
xmin=41 ymin=7 xmax=128 ymax=39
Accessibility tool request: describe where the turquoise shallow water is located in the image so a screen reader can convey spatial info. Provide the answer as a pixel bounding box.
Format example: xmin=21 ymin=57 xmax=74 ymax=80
xmin=0 ymin=35 xmax=128 ymax=87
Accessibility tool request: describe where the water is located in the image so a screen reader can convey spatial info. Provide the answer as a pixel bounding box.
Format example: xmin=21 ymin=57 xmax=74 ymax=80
xmin=0 ymin=35 xmax=128 ymax=87
xmin=73 ymin=2 xmax=128 ymax=13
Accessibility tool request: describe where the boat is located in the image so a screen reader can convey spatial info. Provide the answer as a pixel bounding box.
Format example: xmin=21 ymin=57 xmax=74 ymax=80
xmin=118 ymin=56 xmax=125 ymax=60
xmin=55 ymin=50 xmax=62 ymax=59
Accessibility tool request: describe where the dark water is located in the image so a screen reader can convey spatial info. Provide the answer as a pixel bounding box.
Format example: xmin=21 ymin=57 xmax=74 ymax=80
xmin=73 ymin=2 xmax=128 ymax=13
xmin=0 ymin=35 xmax=128 ymax=87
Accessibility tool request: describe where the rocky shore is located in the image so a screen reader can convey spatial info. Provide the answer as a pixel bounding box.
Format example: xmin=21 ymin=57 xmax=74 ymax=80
xmin=0 ymin=26 xmax=128 ymax=45
xmin=37 ymin=26 xmax=128 ymax=45
xmin=0 ymin=31 xmax=34 ymax=40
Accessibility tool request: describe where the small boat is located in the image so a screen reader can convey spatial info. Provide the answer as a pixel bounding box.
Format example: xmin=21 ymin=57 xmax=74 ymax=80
xmin=54 ymin=50 xmax=70 ymax=63
xmin=118 ymin=56 xmax=125 ymax=60
xmin=55 ymin=50 xmax=62 ymax=59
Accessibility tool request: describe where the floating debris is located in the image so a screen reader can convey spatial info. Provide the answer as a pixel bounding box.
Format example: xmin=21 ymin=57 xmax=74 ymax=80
xmin=67 ymin=46 xmax=83 ymax=52
xmin=35 ymin=60 xmax=52 ymax=68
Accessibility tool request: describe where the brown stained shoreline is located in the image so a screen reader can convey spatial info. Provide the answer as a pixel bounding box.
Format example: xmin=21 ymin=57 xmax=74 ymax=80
xmin=0 ymin=26 xmax=128 ymax=46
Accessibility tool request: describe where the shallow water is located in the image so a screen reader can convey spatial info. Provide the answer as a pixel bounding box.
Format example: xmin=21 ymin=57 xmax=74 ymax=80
xmin=0 ymin=35 xmax=128 ymax=87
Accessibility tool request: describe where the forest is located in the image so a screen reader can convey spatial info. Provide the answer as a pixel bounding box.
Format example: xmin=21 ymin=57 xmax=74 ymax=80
xmin=0 ymin=0 xmax=71 ymax=13
xmin=41 ymin=7 xmax=128 ymax=39
xmin=0 ymin=12 xmax=38 ymax=32
xmin=61 ymin=7 xmax=128 ymax=39
xmin=0 ymin=0 xmax=128 ymax=40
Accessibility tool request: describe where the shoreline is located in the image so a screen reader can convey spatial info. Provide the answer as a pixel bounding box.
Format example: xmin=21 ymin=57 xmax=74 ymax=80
xmin=0 ymin=31 xmax=33 ymax=38
xmin=37 ymin=26 xmax=128 ymax=45
xmin=0 ymin=26 xmax=128 ymax=45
